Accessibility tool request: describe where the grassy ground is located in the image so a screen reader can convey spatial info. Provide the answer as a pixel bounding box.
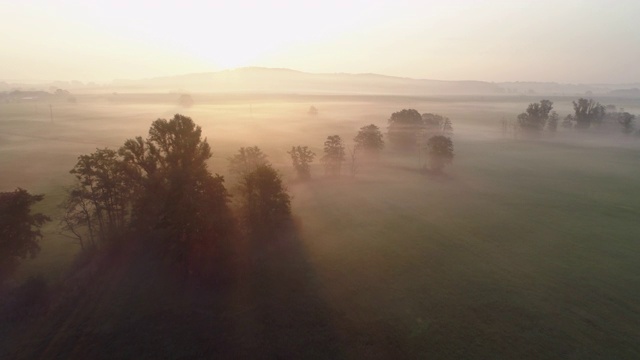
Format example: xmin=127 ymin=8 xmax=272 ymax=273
xmin=1 ymin=94 xmax=639 ymax=358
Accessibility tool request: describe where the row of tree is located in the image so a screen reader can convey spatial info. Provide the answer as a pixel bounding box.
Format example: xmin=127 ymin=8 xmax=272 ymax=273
xmin=284 ymin=113 xmax=454 ymax=180
xmin=1 ymin=110 xmax=456 ymax=283
xmin=57 ymin=115 xmax=291 ymax=278
xmin=514 ymin=98 xmax=637 ymax=135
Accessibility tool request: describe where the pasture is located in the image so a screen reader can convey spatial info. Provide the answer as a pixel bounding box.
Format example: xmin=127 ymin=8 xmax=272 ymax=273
xmin=1 ymin=94 xmax=640 ymax=358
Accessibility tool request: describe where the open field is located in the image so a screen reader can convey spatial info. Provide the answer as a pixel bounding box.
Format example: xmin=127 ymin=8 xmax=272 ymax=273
xmin=1 ymin=94 xmax=640 ymax=358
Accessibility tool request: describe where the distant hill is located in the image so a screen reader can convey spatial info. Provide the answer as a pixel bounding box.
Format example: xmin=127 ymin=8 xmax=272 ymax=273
xmin=3 ymin=67 xmax=640 ymax=96
xmin=110 ymin=67 xmax=504 ymax=95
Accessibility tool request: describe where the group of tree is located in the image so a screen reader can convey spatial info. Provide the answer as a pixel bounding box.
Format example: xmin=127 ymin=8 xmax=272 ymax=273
xmin=515 ymin=98 xmax=637 ymax=135
xmin=517 ymin=99 xmax=554 ymax=132
xmin=2 ymin=111 xmax=456 ymax=283
xmin=59 ymin=114 xmax=291 ymax=277
xmin=0 ymin=189 xmax=50 ymax=284
xmin=287 ymin=123 xmax=387 ymax=180
xmin=386 ymin=109 xmax=455 ymax=173
xmin=387 ymin=109 xmax=454 ymax=151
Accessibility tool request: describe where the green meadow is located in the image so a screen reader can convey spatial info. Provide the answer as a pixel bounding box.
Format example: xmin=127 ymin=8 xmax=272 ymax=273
xmin=1 ymin=94 xmax=639 ymax=358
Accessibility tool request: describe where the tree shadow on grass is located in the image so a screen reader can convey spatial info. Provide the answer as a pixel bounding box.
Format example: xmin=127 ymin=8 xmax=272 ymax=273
xmin=229 ymin=219 xmax=344 ymax=359
xmin=0 ymin=220 xmax=342 ymax=359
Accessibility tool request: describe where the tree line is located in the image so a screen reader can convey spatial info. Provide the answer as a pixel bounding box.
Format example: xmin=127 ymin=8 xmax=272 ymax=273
xmin=508 ymin=98 xmax=638 ymax=136
xmin=1 ymin=109 xmax=457 ymax=283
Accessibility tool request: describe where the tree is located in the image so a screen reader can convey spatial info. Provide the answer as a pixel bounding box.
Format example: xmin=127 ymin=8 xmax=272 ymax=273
xmin=617 ymin=112 xmax=636 ymax=134
xmin=60 ymin=185 xmax=98 ymax=250
xmin=425 ymin=136 xmax=454 ymax=173
xmin=517 ymin=99 xmax=554 ymax=133
xmin=228 ymin=146 xmax=269 ymax=177
xmin=308 ymin=106 xmax=318 ymax=116
xmin=118 ymin=114 xmax=233 ymax=263
xmin=238 ymin=165 xmax=291 ymax=236
xmin=388 ymin=109 xmax=423 ymax=150
xmin=63 ymin=148 xmax=132 ymax=247
xmin=321 ymin=135 xmax=346 ymax=177
xmin=573 ymin=98 xmax=605 ymax=129
xmin=288 ymin=146 xmax=316 ymax=181
xmin=353 ymin=124 xmax=384 ymax=158
xmin=547 ymin=111 xmax=559 ymax=132
xmin=0 ymin=189 xmax=50 ymax=283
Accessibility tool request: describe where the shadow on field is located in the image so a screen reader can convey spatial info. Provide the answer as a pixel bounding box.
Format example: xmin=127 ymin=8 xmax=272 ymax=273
xmin=0 ymin=222 xmax=342 ymax=359
xmin=228 ymin=220 xmax=343 ymax=359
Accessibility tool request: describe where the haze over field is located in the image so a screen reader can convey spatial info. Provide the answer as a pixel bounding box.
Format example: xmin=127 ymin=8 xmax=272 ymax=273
xmin=2 ymin=1 xmax=640 ymax=359
xmin=2 ymin=0 xmax=640 ymax=84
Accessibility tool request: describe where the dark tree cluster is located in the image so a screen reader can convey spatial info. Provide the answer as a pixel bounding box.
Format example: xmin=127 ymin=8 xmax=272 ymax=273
xmin=60 ymin=115 xmax=235 ymax=273
xmin=426 ymin=136 xmax=454 ymax=173
xmin=0 ymin=189 xmax=50 ymax=284
xmin=59 ymin=114 xmax=296 ymax=276
xmin=288 ymin=146 xmax=315 ymax=181
xmin=573 ymin=98 xmax=605 ymax=129
xmin=517 ymin=100 xmax=554 ymax=133
xmin=309 ymin=114 xmax=453 ymax=177
xmin=514 ymin=98 xmax=637 ymax=136
xmin=387 ymin=109 xmax=454 ymax=151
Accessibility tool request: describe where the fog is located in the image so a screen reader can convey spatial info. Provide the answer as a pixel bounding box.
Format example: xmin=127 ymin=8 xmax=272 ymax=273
xmin=2 ymin=0 xmax=640 ymax=358
xmin=2 ymin=84 xmax=640 ymax=358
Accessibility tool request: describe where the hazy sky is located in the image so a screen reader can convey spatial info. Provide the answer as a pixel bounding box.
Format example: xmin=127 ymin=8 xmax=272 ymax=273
xmin=2 ymin=0 xmax=639 ymax=83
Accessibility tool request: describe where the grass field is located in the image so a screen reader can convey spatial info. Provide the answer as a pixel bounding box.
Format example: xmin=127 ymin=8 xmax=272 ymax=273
xmin=1 ymin=94 xmax=639 ymax=358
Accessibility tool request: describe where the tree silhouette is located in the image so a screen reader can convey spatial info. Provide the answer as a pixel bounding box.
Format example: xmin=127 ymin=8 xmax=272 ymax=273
xmin=617 ymin=112 xmax=636 ymax=134
xmin=118 ymin=114 xmax=233 ymax=263
xmin=425 ymin=136 xmax=454 ymax=173
xmin=321 ymin=135 xmax=346 ymax=177
xmin=354 ymin=124 xmax=384 ymax=159
xmin=63 ymin=148 xmax=131 ymax=247
xmin=388 ymin=109 xmax=423 ymax=151
xmin=288 ymin=146 xmax=316 ymax=181
xmin=228 ymin=146 xmax=269 ymax=177
xmin=0 ymin=188 xmax=50 ymax=283
xmin=573 ymin=98 xmax=605 ymax=129
xmin=238 ymin=164 xmax=291 ymax=236
xmin=517 ymin=100 xmax=554 ymax=133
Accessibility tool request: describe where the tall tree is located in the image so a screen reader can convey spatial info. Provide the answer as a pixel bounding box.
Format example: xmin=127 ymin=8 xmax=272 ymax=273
xmin=353 ymin=124 xmax=384 ymax=158
xmin=617 ymin=112 xmax=636 ymax=134
xmin=228 ymin=146 xmax=269 ymax=177
xmin=425 ymin=136 xmax=454 ymax=173
xmin=517 ymin=100 xmax=554 ymax=132
xmin=321 ymin=135 xmax=346 ymax=177
xmin=238 ymin=165 xmax=291 ymax=236
xmin=573 ymin=98 xmax=605 ymax=129
xmin=388 ymin=109 xmax=423 ymax=151
xmin=65 ymin=148 xmax=132 ymax=246
xmin=118 ymin=114 xmax=233 ymax=262
xmin=288 ymin=146 xmax=316 ymax=181
xmin=0 ymin=189 xmax=50 ymax=283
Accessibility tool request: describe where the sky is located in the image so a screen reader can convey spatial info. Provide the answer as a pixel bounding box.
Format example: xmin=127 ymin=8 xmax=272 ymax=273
xmin=1 ymin=0 xmax=639 ymax=84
